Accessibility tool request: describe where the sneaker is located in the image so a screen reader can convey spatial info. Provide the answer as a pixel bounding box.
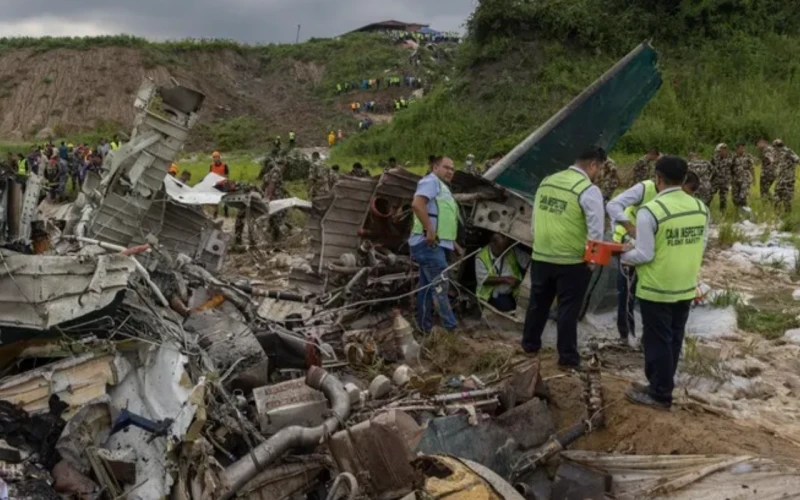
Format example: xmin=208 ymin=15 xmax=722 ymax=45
xmin=625 ymin=388 xmax=671 ymax=410
xmin=627 ymin=335 xmax=640 ymax=350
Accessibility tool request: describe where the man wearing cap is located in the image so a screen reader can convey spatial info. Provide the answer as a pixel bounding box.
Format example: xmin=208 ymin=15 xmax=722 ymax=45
xmin=410 ymin=157 xmax=460 ymax=334
xmin=621 ymin=156 xmax=709 ymax=410
xmin=521 ymin=146 xmax=606 ymax=370
xmin=210 ymin=152 xmax=230 ymax=217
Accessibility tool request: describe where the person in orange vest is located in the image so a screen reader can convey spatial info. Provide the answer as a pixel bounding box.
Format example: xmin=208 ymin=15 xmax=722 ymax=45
xmin=328 ymin=131 xmax=336 ymax=147
xmin=209 ymin=152 xmax=230 ymax=217
xmin=168 ymin=163 xmax=179 ymax=177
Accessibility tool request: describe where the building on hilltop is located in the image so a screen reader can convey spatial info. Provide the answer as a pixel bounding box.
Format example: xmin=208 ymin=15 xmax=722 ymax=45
xmin=347 ymin=20 xmax=429 ymax=35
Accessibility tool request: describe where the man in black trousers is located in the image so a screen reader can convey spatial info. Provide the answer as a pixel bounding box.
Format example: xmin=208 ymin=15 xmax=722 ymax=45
xmin=521 ymin=147 xmax=607 ymax=369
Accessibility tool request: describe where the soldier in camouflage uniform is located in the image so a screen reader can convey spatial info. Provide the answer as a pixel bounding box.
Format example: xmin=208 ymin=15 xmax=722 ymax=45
xmin=710 ymin=143 xmax=733 ymax=212
xmin=632 ymin=148 xmax=659 ymax=183
xmin=687 ymin=152 xmax=713 ymax=206
xmin=329 ymin=165 xmax=341 ymax=189
xmin=774 ymin=139 xmax=800 ymax=213
xmin=757 ymin=138 xmax=777 ymax=199
xmin=307 ymin=153 xmax=331 ymax=200
xmin=264 ymin=159 xmax=287 ymax=242
xmin=233 ymin=187 xmax=258 ymax=248
xmin=731 ymin=142 xmax=755 ymax=209
xmin=464 ymin=154 xmax=480 ymax=175
xmin=595 ymin=157 xmax=620 ymax=202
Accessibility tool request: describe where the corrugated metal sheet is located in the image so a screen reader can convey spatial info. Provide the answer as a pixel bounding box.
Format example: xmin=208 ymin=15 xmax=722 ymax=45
xmin=309 ymin=176 xmax=378 ymax=269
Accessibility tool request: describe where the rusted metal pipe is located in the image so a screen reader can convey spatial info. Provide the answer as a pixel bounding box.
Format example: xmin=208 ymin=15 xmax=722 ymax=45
xmin=219 ymin=366 xmax=351 ymax=500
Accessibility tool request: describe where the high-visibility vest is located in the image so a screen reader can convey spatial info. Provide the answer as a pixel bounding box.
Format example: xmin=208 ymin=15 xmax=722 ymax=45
xmin=476 ymin=246 xmax=522 ymax=301
xmin=411 ymin=175 xmax=458 ymax=242
xmin=110 ymin=141 xmax=120 ymax=150
xmin=612 ymin=180 xmax=658 ymax=243
xmin=289 ymin=132 xmax=296 ymax=141
xmin=636 ymin=190 xmax=709 ymax=303
xmin=17 ymin=158 xmax=27 ymax=175
xmin=532 ymin=168 xmax=591 ymax=264
xmin=210 ymin=162 xmax=227 ymax=176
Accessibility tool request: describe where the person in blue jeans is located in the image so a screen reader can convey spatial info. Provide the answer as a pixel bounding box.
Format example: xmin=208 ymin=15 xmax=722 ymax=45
xmin=409 ymin=156 xmax=460 ymax=333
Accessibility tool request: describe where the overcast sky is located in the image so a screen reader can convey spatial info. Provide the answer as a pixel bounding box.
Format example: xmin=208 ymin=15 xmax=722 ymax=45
xmin=0 ymin=0 xmax=475 ymax=43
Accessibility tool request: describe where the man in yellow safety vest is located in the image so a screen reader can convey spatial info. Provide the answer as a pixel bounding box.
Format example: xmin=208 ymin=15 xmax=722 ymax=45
xmin=410 ymin=157 xmax=460 ymax=334
xmin=621 ymin=156 xmax=709 ymax=410
xmin=475 ymin=234 xmax=524 ymax=312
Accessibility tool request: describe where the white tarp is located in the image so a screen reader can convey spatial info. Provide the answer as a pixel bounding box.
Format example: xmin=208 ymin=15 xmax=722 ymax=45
xmin=560 ymin=451 xmax=800 ymax=499
xmin=164 ymin=172 xmax=227 ymax=205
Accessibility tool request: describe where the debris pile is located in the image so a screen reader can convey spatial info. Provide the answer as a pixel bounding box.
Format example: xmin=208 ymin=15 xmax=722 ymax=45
xmin=0 ymin=72 xmax=650 ymax=500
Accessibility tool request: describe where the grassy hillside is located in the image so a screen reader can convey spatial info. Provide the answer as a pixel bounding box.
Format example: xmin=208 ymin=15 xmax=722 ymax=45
xmin=335 ymin=0 xmax=800 ymax=164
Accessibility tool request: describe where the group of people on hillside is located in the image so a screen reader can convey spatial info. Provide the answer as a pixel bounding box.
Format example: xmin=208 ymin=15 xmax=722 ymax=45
xmin=592 ymin=139 xmax=800 ymax=215
xmin=350 ymin=97 xmax=412 ymax=115
xmin=6 ymin=136 xmax=122 ymax=201
xmin=336 ymin=75 xmax=423 ymax=95
xmin=389 ymin=30 xmax=460 ymax=44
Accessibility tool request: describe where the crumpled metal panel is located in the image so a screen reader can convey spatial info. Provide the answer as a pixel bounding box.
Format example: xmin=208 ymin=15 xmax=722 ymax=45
xmin=87 ymin=82 xmax=205 ymax=248
xmin=0 ymin=253 xmax=136 ymax=330
xmin=308 ymin=176 xmax=378 ymax=269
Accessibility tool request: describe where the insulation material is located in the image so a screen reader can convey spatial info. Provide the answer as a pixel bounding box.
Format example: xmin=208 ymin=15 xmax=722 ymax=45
xmin=0 ymin=353 xmax=131 ymax=419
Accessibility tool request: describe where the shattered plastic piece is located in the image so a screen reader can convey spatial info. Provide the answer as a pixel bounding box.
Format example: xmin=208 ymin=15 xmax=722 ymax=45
xmin=344 ymin=383 xmax=362 ymax=406
xmin=330 ymin=411 xmax=423 ymax=499
xmin=369 ymin=375 xmax=393 ymax=400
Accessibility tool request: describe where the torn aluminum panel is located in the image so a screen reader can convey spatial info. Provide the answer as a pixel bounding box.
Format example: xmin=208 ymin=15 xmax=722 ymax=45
xmin=364 ymin=168 xmax=421 ymax=253
xmin=471 ymin=193 xmax=532 ymax=247
xmin=85 ymin=81 xmax=205 ymax=248
xmin=131 ymin=189 xmax=229 ymax=273
xmin=164 ymin=172 xmax=226 ymax=205
xmin=0 ymin=352 xmax=131 ymax=419
xmin=106 ymin=343 xmax=206 ymax=500
xmin=308 ymin=176 xmax=378 ymax=271
xmin=0 ymin=253 xmax=136 ymax=331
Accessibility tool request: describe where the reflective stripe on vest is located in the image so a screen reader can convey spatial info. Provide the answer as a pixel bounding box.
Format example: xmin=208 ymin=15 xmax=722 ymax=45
xmin=636 ymin=190 xmax=708 ymax=303
xmin=532 ymin=169 xmax=591 ymax=264
xmin=411 ymin=175 xmax=458 ymax=242
xmin=476 ymin=246 xmax=522 ymax=301
xmin=612 ymin=180 xmax=658 ymax=243
xmin=210 ymin=163 xmax=227 ymax=176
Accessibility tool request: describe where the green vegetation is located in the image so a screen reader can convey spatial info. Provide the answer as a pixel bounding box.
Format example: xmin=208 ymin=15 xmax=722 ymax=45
xmin=334 ymin=0 xmax=800 ymax=166
xmin=717 ymin=223 xmax=748 ymax=248
xmin=709 ymin=289 xmax=743 ymax=309
xmin=737 ymin=304 xmax=799 ymax=340
xmin=682 ymin=336 xmax=728 ymax=382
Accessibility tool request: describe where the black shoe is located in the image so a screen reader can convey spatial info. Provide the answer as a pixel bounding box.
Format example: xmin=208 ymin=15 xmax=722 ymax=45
xmin=625 ymin=389 xmax=671 ymax=410
xmin=629 ymin=381 xmax=648 ymax=393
